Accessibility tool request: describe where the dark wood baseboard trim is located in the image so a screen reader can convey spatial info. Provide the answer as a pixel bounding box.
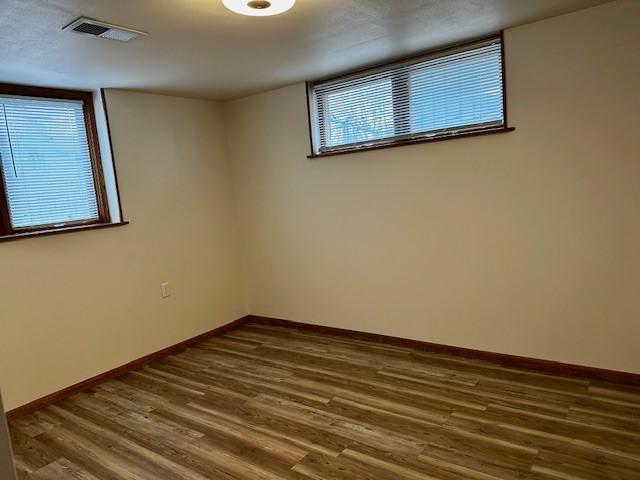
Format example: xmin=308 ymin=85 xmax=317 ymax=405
xmin=6 ymin=316 xmax=251 ymax=420
xmin=7 ymin=313 xmax=638 ymax=421
xmin=247 ymin=315 xmax=640 ymax=387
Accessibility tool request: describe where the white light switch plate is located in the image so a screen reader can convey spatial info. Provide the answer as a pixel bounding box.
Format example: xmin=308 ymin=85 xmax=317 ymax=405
xmin=160 ymin=282 xmax=171 ymax=298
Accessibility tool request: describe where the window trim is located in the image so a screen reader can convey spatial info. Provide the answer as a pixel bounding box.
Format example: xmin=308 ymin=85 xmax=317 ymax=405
xmin=0 ymin=83 xmax=111 ymax=236
xmin=306 ymin=31 xmax=513 ymax=159
xmin=0 ymin=220 xmax=129 ymax=243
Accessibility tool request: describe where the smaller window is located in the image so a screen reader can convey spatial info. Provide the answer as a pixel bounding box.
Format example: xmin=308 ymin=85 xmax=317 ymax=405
xmin=307 ymin=34 xmax=510 ymax=157
xmin=0 ymin=85 xmax=111 ymax=236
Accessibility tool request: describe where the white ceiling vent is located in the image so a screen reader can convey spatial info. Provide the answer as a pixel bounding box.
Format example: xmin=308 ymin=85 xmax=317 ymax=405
xmin=63 ymin=17 xmax=147 ymax=42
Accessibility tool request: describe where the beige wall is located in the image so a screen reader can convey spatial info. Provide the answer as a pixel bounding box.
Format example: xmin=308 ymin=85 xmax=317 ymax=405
xmin=1 ymin=0 xmax=638 ymax=414
xmin=225 ymin=0 xmax=640 ymax=374
xmin=0 ymin=91 xmax=245 ymax=411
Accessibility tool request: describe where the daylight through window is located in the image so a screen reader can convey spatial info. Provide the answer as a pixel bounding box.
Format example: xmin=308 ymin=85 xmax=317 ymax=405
xmin=308 ymin=35 xmax=507 ymax=156
xmin=0 ymin=87 xmax=110 ymax=236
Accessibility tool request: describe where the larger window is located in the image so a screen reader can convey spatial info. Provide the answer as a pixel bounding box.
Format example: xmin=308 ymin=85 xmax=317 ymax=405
xmin=307 ymin=35 xmax=511 ymax=157
xmin=0 ymin=85 xmax=111 ymax=236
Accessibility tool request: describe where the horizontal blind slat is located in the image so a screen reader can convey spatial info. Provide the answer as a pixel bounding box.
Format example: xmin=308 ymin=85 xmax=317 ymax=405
xmin=0 ymin=95 xmax=99 ymax=229
xmin=311 ymin=37 xmax=505 ymax=152
xmin=314 ymin=45 xmax=501 ymax=94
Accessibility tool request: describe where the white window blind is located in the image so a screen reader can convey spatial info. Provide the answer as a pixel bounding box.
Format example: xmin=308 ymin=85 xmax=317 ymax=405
xmin=0 ymin=95 xmax=99 ymax=229
xmin=309 ymin=36 xmax=505 ymax=154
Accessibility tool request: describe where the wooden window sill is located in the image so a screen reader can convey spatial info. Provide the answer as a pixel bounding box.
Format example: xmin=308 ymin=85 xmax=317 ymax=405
xmin=0 ymin=221 xmax=129 ymax=242
xmin=308 ymin=126 xmax=515 ymax=159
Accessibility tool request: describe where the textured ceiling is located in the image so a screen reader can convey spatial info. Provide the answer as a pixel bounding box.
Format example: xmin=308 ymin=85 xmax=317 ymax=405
xmin=0 ymin=0 xmax=611 ymax=100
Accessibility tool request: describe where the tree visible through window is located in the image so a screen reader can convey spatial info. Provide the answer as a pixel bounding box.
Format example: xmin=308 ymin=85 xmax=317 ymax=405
xmin=308 ymin=35 xmax=507 ymax=155
xmin=325 ymin=79 xmax=394 ymax=147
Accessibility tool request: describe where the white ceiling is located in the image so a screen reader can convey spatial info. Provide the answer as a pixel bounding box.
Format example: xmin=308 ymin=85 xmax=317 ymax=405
xmin=1 ymin=0 xmax=611 ymax=100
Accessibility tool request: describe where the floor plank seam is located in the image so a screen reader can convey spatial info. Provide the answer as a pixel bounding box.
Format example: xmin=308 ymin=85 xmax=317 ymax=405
xmin=9 ymin=322 xmax=640 ymax=480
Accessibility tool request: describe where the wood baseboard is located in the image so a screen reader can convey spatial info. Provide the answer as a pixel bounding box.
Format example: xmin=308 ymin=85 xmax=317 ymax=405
xmin=6 ymin=316 xmax=250 ymax=420
xmin=247 ymin=315 xmax=640 ymax=387
xmin=7 ymin=313 xmax=638 ymax=421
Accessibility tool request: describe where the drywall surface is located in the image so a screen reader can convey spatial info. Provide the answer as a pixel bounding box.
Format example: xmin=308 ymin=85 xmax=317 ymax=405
xmin=225 ymin=0 xmax=640 ymax=373
xmin=0 ymin=90 xmax=245 ymax=410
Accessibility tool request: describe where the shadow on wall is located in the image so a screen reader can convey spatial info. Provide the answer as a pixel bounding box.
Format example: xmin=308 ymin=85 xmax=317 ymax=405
xmin=0 ymin=392 xmax=18 ymax=479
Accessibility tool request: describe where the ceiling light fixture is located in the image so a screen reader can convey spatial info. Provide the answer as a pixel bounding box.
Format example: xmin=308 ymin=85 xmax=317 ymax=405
xmin=222 ymin=0 xmax=296 ymax=16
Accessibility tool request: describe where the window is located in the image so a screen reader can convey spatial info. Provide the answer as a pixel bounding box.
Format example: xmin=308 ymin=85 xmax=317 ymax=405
xmin=307 ymin=35 xmax=512 ymax=157
xmin=0 ymin=85 xmax=111 ymax=237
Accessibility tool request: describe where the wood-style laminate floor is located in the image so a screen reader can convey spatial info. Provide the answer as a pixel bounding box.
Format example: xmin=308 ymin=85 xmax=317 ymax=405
xmin=9 ymin=322 xmax=640 ymax=479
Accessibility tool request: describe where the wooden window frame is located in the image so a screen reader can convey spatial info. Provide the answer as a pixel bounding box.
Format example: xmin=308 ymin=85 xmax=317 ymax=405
xmin=306 ymin=32 xmax=514 ymax=159
xmin=0 ymin=83 xmax=111 ymax=236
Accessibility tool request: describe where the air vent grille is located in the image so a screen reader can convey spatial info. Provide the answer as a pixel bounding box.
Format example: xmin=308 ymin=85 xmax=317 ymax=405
xmin=63 ymin=17 xmax=146 ymax=42
xmin=72 ymin=23 xmax=110 ymax=36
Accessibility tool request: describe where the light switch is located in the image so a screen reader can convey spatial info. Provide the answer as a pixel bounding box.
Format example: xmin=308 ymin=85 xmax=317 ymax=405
xmin=160 ymin=282 xmax=171 ymax=298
